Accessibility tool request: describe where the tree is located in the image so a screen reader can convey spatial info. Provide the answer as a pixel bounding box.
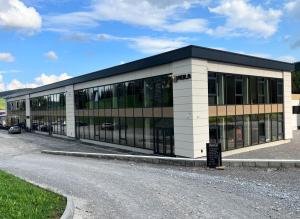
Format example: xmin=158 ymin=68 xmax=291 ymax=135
xmin=292 ymin=62 xmax=300 ymax=94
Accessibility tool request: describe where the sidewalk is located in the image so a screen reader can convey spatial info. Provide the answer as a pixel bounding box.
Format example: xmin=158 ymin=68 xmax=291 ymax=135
xmin=42 ymin=150 xmax=300 ymax=168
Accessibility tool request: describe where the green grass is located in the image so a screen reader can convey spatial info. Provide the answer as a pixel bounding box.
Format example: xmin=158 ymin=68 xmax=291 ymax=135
xmin=0 ymin=170 xmax=66 ymax=219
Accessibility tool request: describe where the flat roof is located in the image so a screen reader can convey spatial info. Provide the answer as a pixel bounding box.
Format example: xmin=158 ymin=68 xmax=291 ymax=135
xmin=5 ymin=45 xmax=295 ymax=99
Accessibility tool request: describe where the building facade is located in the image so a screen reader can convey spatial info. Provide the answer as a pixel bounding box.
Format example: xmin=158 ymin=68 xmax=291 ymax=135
xmin=4 ymin=46 xmax=295 ymax=158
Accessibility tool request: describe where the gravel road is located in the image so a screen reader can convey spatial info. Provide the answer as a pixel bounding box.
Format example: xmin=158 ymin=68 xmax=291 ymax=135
xmin=0 ymin=131 xmax=299 ymax=218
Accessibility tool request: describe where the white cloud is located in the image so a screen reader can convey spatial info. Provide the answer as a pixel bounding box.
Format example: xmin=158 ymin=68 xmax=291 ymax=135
xmin=96 ymin=33 xmax=187 ymax=54
xmin=129 ymin=37 xmax=187 ymax=54
xmin=209 ymin=0 xmax=282 ymax=38
xmin=0 ymin=52 xmax=15 ymax=62
xmin=35 ymin=73 xmax=71 ymax=85
xmin=5 ymin=73 xmax=72 ymax=91
xmin=278 ymin=55 xmax=297 ymax=63
xmin=44 ymin=51 xmax=58 ymax=60
xmin=285 ymin=0 xmax=300 ymax=19
xmin=0 ymin=0 xmax=42 ymax=34
xmin=44 ymin=0 xmax=209 ymax=34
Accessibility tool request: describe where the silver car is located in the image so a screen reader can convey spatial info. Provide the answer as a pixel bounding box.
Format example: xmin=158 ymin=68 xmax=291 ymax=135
xmin=8 ymin=126 xmax=21 ymax=134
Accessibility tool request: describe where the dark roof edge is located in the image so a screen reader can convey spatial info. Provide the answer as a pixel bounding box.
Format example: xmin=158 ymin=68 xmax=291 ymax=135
xmin=5 ymin=45 xmax=295 ymax=99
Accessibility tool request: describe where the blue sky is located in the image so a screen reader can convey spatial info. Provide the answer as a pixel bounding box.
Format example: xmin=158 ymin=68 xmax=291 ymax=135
xmin=0 ymin=0 xmax=299 ymax=91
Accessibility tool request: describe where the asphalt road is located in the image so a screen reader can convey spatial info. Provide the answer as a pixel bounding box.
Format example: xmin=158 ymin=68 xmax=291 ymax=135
xmin=0 ymin=131 xmax=299 ymax=218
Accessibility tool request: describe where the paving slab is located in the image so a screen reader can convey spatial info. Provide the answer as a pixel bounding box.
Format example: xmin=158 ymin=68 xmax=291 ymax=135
xmin=226 ymin=131 xmax=300 ymax=160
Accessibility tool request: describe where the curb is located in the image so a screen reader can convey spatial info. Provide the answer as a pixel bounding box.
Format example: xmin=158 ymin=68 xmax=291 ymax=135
xmin=61 ymin=196 xmax=75 ymax=219
xmin=41 ymin=150 xmax=300 ymax=168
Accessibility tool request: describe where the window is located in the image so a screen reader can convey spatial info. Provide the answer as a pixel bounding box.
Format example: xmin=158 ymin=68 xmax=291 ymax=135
xmin=126 ymin=117 xmax=134 ymax=146
xmin=125 ymin=82 xmax=134 ymax=108
xmin=251 ymin=115 xmax=259 ymax=145
xmin=135 ymin=118 xmax=144 ymax=148
xmin=217 ymin=74 xmax=225 ymax=105
xmin=265 ymin=114 xmax=271 ymax=142
xmin=271 ymin=113 xmax=278 ymax=141
xmin=250 ymin=77 xmax=258 ymax=104
xmin=277 ymin=80 xmax=283 ymax=103
xmin=235 ymin=76 xmax=243 ymax=104
xmin=226 ymin=116 xmax=235 ymax=150
xmin=258 ymin=78 xmax=265 ymax=104
xmin=144 ymin=118 xmax=153 ymax=150
xmin=209 ymin=117 xmax=217 ymax=143
xmin=134 ymin=80 xmax=144 ymax=108
xmin=293 ymin=106 xmax=300 ymax=114
xmin=235 ymin=116 xmax=243 ymax=148
xmin=226 ymin=75 xmax=235 ymax=105
xmin=162 ymin=75 xmax=173 ymax=107
xmin=144 ymin=78 xmax=153 ymax=107
xmin=243 ymin=115 xmax=251 ymax=146
xmin=270 ymin=79 xmax=277 ymax=104
xmin=208 ymin=73 xmax=217 ymax=105
xmin=153 ymin=77 xmax=162 ymax=107
xmin=217 ymin=117 xmax=226 ymax=151
xmin=258 ymin=114 xmax=265 ymax=143
xmin=278 ymin=113 xmax=283 ymax=140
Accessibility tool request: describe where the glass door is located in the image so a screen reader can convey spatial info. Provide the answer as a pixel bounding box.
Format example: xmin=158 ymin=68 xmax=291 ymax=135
xmin=154 ymin=128 xmax=174 ymax=156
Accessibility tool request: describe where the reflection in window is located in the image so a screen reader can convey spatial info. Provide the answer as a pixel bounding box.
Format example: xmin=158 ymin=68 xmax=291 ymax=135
xmin=226 ymin=116 xmax=235 ymax=150
xmin=251 ymin=115 xmax=258 ymax=145
xmin=265 ymin=114 xmax=271 ymax=142
xmin=259 ymin=114 xmax=266 ymax=143
xmin=244 ymin=115 xmax=251 ymax=146
xmin=271 ymin=113 xmax=278 ymax=141
xmin=218 ymin=117 xmax=226 ymax=151
xmin=235 ymin=116 xmax=243 ymax=148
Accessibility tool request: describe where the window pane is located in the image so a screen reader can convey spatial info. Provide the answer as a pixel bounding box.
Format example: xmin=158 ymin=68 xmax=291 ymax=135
xmin=118 ymin=83 xmax=125 ymax=108
xmin=259 ymin=114 xmax=265 ymax=143
xmin=244 ymin=115 xmax=251 ymax=146
xmin=235 ymin=116 xmax=243 ymax=148
xmin=105 ymin=85 xmax=112 ymax=109
xmin=99 ymin=87 xmax=105 ymax=109
xmin=271 ymin=113 xmax=278 ymax=141
xmin=112 ymin=84 xmax=118 ymax=108
xmin=278 ymin=113 xmax=283 ymax=140
xmin=144 ymin=78 xmax=153 ymax=107
xmin=217 ymin=117 xmax=226 ymax=151
xmin=126 ymin=117 xmax=134 ymax=146
xmin=126 ymin=82 xmax=134 ymax=108
xmin=134 ymin=80 xmax=144 ymax=108
xmin=217 ymin=74 xmax=224 ymax=105
xmin=153 ymin=78 xmax=162 ymax=107
xmin=250 ymin=77 xmax=258 ymax=104
xmin=105 ymin=117 xmax=113 ymax=142
xmin=144 ymin=118 xmax=153 ymax=150
xmin=258 ymin=78 xmax=265 ymax=104
xmin=135 ymin=118 xmax=144 ymax=148
xmin=119 ymin=117 xmax=126 ymax=145
xmin=209 ymin=117 xmax=217 ymax=143
xmin=226 ymin=116 xmax=235 ymax=150
xmin=113 ymin=117 xmax=119 ymax=144
xmin=226 ymin=75 xmax=235 ymax=104
xmin=99 ymin=117 xmax=106 ymax=141
xmin=162 ymin=75 xmax=173 ymax=107
xmin=251 ymin=115 xmax=259 ymax=145
xmin=265 ymin=114 xmax=271 ymax=142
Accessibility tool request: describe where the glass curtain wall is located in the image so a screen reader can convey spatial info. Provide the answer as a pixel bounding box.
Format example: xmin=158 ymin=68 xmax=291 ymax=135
xmin=6 ymin=99 xmax=26 ymax=127
xmin=74 ymin=74 xmax=174 ymax=154
xmin=208 ymin=72 xmax=284 ymax=151
xmin=30 ymin=93 xmax=66 ymax=135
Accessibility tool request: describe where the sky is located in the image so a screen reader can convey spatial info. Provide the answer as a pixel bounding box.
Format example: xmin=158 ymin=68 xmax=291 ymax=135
xmin=0 ymin=0 xmax=300 ymax=91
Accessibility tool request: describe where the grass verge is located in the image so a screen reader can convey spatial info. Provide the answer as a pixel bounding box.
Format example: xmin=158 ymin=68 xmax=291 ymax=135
xmin=0 ymin=170 xmax=66 ymax=218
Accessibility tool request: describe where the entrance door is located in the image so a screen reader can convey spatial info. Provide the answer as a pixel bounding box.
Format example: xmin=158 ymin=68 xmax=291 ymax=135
xmin=154 ymin=128 xmax=174 ymax=156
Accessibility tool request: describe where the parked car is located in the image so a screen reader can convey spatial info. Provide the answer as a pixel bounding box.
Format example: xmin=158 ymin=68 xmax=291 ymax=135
xmin=8 ymin=126 xmax=21 ymax=134
xmin=101 ymin=123 xmax=114 ymax=130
